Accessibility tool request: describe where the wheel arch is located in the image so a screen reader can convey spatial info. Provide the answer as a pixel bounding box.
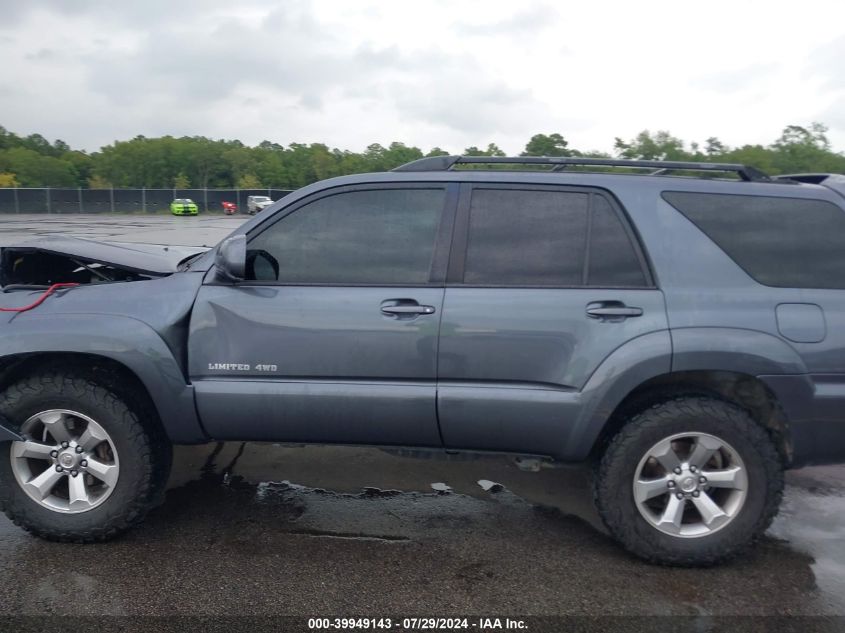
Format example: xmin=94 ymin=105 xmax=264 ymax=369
xmin=0 ymin=315 xmax=207 ymax=443
xmin=0 ymin=351 xmax=164 ymax=433
xmin=564 ymin=326 xmax=807 ymax=464
xmin=590 ymin=370 xmax=793 ymax=466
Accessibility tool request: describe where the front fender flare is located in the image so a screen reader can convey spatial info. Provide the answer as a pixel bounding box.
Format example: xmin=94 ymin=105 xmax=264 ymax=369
xmin=0 ymin=314 xmax=206 ymax=443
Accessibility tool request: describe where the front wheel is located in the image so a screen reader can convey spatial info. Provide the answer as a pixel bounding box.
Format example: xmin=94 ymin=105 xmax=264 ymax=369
xmin=0 ymin=370 xmax=171 ymax=542
xmin=594 ymin=396 xmax=783 ymax=566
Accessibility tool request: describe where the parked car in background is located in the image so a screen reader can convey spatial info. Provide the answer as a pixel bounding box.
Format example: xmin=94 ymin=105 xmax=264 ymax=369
xmin=170 ymin=199 xmax=198 ymax=216
xmin=246 ymin=196 xmax=273 ymax=215
xmin=221 ymin=201 xmax=238 ymax=215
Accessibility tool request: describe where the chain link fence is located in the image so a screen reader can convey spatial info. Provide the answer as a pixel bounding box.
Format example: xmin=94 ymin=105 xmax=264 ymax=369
xmin=0 ymin=188 xmax=294 ymax=214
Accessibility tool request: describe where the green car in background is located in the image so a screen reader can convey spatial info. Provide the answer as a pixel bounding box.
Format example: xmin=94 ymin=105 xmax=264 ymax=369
xmin=170 ymin=198 xmax=198 ymax=216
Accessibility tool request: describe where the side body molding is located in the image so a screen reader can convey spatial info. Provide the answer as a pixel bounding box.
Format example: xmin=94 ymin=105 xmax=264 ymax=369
xmin=0 ymin=314 xmax=206 ymax=443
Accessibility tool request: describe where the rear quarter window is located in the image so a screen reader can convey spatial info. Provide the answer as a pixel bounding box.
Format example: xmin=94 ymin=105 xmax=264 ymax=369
xmin=662 ymin=191 xmax=845 ymax=289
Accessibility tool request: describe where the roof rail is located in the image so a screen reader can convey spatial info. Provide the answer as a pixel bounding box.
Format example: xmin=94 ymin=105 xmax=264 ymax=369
xmin=393 ymin=155 xmax=772 ymax=182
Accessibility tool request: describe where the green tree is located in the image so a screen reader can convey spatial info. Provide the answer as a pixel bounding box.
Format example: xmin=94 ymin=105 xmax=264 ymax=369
xmin=522 ymin=133 xmax=571 ymax=156
xmin=236 ymin=173 xmax=262 ymax=189
xmin=463 ymin=143 xmax=505 ymax=156
xmin=704 ymin=137 xmax=727 ymax=156
xmin=614 ymin=130 xmax=689 ymax=160
xmin=0 ymin=147 xmax=78 ymax=186
xmin=173 ymin=172 xmax=191 ymax=188
xmin=87 ymin=174 xmax=110 ymax=189
xmin=4 ymin=122 xmax=845 ymax=190
xmin=719 ymin=145 xmax=778 ymax=174
xmin=769 ymin=123 xmax=845 ymax=174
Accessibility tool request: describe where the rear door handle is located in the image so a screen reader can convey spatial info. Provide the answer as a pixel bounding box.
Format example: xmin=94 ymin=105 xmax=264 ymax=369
xmin=586 ymin=302 xmax=643 ymax=320
xmin=381 ymin=300 xmax=436 ymax=317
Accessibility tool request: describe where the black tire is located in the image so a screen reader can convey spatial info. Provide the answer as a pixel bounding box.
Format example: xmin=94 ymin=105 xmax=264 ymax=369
xmin=0 ymin=370 xmax=172 ymax=542
xmin=594 ymin=396 xmax=784 ymax=566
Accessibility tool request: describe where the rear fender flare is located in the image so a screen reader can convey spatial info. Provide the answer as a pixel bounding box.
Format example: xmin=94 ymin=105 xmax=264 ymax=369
xmin=565 ymin=327 xmax=808 ymax=461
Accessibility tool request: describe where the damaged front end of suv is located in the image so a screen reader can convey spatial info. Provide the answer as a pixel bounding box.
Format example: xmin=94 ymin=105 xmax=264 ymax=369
xmin=0 ymin=236 xmax=195 ymax=289
xmin=0 ymin=235 xmax=212 ymax=449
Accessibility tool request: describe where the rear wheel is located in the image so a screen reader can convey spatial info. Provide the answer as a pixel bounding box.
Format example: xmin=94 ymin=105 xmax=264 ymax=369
xmin=594 ymin=396 xmax=783 ymax=566
xmin=0 ymin=370 xmax=171 ymax=542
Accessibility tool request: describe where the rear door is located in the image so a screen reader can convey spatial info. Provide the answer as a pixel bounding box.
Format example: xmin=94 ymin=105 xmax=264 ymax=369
xmin=189 ymin=183 xmax=456 ymax=446
xmin=437 ymin=183 xmax=668 ymax=455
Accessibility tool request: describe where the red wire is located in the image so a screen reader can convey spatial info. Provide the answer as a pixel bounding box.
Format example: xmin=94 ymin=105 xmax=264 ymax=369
xmin=0 ymin=283 xmax=80 ymax=313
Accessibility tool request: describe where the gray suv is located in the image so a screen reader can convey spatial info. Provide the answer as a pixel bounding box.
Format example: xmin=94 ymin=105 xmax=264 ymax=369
xmin=1 ymin=155 xmax=844 ymax=566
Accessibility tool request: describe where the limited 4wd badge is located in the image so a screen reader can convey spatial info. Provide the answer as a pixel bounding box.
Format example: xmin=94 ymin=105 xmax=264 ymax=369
xmin=207 ymin=363 xmax=278 ymax=371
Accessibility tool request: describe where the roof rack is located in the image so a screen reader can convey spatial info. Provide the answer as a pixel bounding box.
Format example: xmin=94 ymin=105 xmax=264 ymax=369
xmin=393 ymin=155 xmax=772 ymax=182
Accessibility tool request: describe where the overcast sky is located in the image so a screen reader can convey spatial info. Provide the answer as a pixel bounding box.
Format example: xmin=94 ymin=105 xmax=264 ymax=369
xmin=2 ymin=0 xmax=845 ymax=155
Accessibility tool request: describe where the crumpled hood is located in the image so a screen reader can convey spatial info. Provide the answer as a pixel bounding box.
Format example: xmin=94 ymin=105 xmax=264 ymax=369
xmin=1 ymin=236 xmax=203 ymax=277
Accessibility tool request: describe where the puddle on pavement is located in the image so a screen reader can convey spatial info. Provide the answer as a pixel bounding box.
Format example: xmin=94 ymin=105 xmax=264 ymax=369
xmin=769 ymin=465 xmax=845 ymax=614
xmin=1 ymin=441 xmax=844 ymax=616
xmin=158 ymin=443 xmax=845 ymax=614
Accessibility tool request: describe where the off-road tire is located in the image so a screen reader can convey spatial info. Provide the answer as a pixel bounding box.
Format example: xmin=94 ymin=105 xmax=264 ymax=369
xmin=0 ymin=370 xmax=172 ymax=542
xmin=594 ymin=396 xmax=783 ymax=566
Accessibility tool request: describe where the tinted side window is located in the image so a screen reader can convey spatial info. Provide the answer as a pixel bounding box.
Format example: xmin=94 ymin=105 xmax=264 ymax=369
xmin=462 ymin=188 xmax=647 ymax=287
xmin=588 ymin=196 xmax=647 ymax=287
xmin=246 ymin=188 xmax=444 ymax=284
xmin=464 ymin=189 xmax=588 ymax=285
xmin=663 ymin=191 xmax=845 ymax=289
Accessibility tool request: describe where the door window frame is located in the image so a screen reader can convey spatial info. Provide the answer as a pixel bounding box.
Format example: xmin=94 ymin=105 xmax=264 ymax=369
xmin=229 ymin=182 xmax=460 ymax=288
xmin=446 ymin=182 xmax=656 ymax=289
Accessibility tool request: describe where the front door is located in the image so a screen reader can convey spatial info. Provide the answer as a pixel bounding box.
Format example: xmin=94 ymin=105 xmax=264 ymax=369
xmin=189 ymin=183 xmax=455 ymax=447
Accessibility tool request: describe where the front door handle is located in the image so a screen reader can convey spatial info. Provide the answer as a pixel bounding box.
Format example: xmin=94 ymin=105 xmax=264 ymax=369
xmin=381 ymin=300 xmax=436 ymax=317
xmin=586 ymin=302 xmax=643 ymax=320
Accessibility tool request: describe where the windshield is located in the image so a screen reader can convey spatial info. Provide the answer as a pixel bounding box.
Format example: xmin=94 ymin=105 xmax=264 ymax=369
xmin=174 ymin=199 xmax=194 ymax=204
xmin=253 ymin=197 xmax=270 ymax=202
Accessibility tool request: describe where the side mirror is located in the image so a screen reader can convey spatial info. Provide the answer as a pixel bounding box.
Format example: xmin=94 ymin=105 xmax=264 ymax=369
xmin=214 ymin=234 xmax=246 ymax=282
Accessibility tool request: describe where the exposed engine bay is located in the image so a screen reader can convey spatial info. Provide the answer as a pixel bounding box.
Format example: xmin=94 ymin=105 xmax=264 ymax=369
xmin=1 ymin=250 xmax=153 ymax=288
xmin=0 ymin=236 xmax=201 ymax=291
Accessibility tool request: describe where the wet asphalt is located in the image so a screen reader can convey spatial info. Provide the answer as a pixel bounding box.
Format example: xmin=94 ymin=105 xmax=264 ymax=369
xmin=1 ymin=443 xmax=844 ymax=620
xmin=1 ymin=215 xmax=844 ymax=625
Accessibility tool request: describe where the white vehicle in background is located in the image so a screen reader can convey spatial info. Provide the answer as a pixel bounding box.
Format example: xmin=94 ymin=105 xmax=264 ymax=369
xmin=246 ymin=196 xmax=273 ymax=215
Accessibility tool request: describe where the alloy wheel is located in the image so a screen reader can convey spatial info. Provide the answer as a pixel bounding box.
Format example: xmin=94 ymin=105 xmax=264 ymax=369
xmin=10 ymin=409 xmax=120 ymax=514
xmin=632 ymin=432 xmax=748 ymax=538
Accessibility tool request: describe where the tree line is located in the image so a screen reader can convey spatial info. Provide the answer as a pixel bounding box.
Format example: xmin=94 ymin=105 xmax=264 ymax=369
xmin=1 ymin=123 xmax=843 ymax=190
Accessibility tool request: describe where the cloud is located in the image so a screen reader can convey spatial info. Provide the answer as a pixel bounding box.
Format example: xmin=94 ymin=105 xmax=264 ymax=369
xmin=693 ymin=63 xmax=779 ymax=94
xmin=2 ymin=0 xmax=845 ymax=154
xmin=454 ymin=4 xmax=558 ymax=37
xmin=24 ymin=48 xmax=58 ymax=62
xmin=807 ymin=35 xmax=845 ymax=90
xmin=390 ymin=71 xmax=541 ymax=136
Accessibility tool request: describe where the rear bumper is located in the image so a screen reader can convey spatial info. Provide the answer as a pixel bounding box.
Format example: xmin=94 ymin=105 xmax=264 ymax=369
xmin=760 ymin=374 xmax=845 ymax=468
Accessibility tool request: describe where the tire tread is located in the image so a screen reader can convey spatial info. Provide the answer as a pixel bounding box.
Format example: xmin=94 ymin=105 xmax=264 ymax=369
xmin=594 ymin=395 xmax=784 ymax=566
xmin=0 ymin=370 xmax=170 ymax=543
